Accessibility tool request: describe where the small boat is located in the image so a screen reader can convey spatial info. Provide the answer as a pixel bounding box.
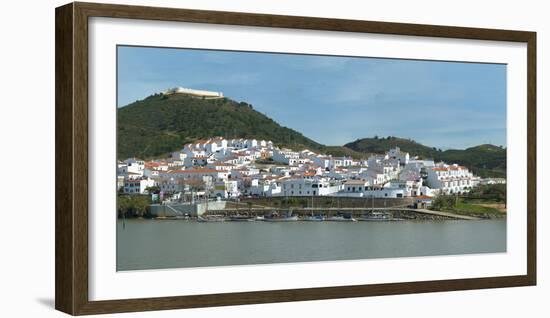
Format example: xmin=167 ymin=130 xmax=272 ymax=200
xmin=228 ymin=214 xmax=256 ymax=222
xmin=197 ymin=215 xmax=226 ymax=222
xmin=303 ymin=215 xmax=325 ymax=221
xmin=357 ymin=212 xmax=392 ymax=221
xmin=264 ymin=215 xmax=298 ymax=222
xmin=263 ymin=211 xmax=298 ymax=222
xmin=325 ymin=215 xmax=357 ymax=222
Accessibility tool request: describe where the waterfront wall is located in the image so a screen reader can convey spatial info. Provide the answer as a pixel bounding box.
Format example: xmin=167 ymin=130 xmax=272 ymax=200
xmin=149 ymin=201 xmax=227 ymax=217
xmin=241 ymin=196 xmax=413 ymax=209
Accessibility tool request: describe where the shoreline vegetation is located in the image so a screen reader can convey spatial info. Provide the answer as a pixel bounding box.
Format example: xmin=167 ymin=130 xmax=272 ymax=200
xmin=117 ymin=195 xmax=152 ymax=218
xmin=429 ymin=184 xmax=506 ymax=219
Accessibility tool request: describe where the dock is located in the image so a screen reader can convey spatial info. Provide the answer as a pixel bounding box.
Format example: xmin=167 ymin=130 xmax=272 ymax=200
xmin=205 ymin=207 xmax=480 ymax=220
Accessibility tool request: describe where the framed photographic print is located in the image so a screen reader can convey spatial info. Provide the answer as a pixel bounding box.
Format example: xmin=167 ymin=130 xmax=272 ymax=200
xmin=55 ymin=2 xmax=536 ymax=315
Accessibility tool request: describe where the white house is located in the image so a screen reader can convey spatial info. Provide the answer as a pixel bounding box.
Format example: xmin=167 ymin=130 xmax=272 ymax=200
xmin=213 ymin=180 xmax=240 ymax=199
xmin=426 ymin=164 xmax=478 ymax=194
xmin=387 ymin=147 xmax=410 ymax=165
xmin=171 ymin=151 xmax=187 ymax=161
xmin=280 ymin=177 xmax=341 ymax=196
xmin=121 ymin=158 xmax=145 ymax=175
xmin=330 ymin=156 xmax=353 ymax=168
xmin=143 ymin=168 xmax=159 ymax=178
xmin=230 ymin=139 xmax=246 ymax=149
xmin=244 ymin=139 xmax=258 ymax=149
xmin=343 ymin=179 xmax=370 ymax=194
xmin=480 ymin=178 xmax=506 ymax=185
xmin=123 ymin=178 xmax=156 ymax=194
xmin=312 ymin=156 xmax=331 ymax=169
xmin=184 ymin=154 xmax=217 ymax=167
xmin=208 ymin=162 xmax=235 ymax=172
xmin=272 ymin=148 xmax=300 ymax=165
xmin=161 ymin=168 xmax=229 ymax=182
xmin=248 ymin=178 xmax=282 ymax=197
xmin=363 ymin=184 xmax=405 ymax=198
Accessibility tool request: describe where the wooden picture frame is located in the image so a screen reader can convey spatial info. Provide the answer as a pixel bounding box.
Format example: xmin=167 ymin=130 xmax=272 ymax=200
xmin=55 ymin=2 xmax=536 ymax=315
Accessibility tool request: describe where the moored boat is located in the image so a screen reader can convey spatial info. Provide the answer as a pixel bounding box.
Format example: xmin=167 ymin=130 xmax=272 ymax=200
xmin=264 ymin=215 xmax=299 ymax=222
xmin=263 ymin=211 xmax=298 ymax=222
xmin=303 ymin=215 xmax=325 ymax=221
xmin=357 ymin=212 xmax=392 ymax=221
xmin=228 ymin=214 xmax=256 ymax=222
xmin=325 ymin=215 xmax=357 ymax=222
xmin=197 ymin=215 xmax=226 ymax=222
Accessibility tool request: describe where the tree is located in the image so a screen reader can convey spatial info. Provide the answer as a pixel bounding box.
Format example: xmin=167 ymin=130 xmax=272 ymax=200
xmin=431 ymin=195 xmax=456 ymax=211
xmin=145 ymin=185 xmax=160 ymax=194
xmin=117 ymin=195 xmax=152 ymax=218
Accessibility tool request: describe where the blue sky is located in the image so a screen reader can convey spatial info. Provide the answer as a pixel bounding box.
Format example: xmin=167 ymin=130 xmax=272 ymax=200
xmin=117 ymin=46 xmax=506 ymax=149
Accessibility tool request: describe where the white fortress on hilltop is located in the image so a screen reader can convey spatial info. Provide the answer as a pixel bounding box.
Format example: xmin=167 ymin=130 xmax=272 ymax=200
xmin=162 ymin=87 xmax=224 ymax=99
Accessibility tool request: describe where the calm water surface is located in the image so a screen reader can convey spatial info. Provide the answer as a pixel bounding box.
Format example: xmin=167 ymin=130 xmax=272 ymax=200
xmin=117 ymin=219 xmax=506 ymax=271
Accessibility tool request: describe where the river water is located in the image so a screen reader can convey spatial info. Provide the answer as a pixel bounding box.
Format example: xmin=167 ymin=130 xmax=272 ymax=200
xmin=117 ymin=219 xmax=506 ymax=271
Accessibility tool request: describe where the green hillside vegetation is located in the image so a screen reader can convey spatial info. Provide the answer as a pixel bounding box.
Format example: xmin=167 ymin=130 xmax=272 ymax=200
xmin=345 ymin=136 xmax=506 ymax=178
xmin=439 ymin=144 xmax=506 ymax=178
xmin=117 ymin=94 xmax=322 ymax=159
xmin=320 ymin=146 xmax=369 ymax=160
xmin=345 ymin=136 xmax=441 ymax=158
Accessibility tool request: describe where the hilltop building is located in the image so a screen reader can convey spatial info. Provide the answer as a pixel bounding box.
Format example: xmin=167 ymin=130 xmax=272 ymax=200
xmin=162 ymin=87 xmax=224 ymax=99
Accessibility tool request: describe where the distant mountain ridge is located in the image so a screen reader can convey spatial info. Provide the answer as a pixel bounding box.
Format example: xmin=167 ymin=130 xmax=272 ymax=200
xmin=118 ymin=93 xmax=506 ymax=178
xmin=345 ymin=137 xmax=506 ymax=178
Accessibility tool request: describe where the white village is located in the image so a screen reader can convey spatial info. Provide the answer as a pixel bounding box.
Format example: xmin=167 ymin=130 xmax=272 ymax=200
xmin=120 ymin=139 xmax=481 ymax=202
xmin=117 ymin=88 xmax=505 ymax=222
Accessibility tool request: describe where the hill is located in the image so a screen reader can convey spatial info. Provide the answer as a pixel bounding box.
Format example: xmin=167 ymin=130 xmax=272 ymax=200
xmin=439 ymin=144 xmax=506 ymax=178
xmin=345 ymin=137 xmax=506 ymax=178
xmin=345 ymin=136 xmax=441 ymax=158
xmin=117 ymin=93 xmax=322 ymax=159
